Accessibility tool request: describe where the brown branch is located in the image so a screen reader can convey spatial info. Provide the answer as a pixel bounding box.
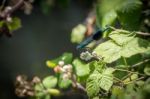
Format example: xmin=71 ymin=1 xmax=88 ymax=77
xmin=71 ymin=74 xmax=86 ymax=93
xmin=0 ymin=0 xmax=24 ymax=18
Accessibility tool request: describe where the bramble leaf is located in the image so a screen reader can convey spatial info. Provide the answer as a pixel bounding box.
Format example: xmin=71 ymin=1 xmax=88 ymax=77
xmin=86 ymin=67 xmax=114 ymax=97
xmin=86 ymin=71 xmax=102 ymax=98
xmin=99 ymin=68 xmax=114 ymax=91
xmin=94 ymin=30 xmax=150 ymax=63
xmin=94 ymin=40 xmax=121 ymax=63
xmin=109 ymin=29 xmax=135 ymax=45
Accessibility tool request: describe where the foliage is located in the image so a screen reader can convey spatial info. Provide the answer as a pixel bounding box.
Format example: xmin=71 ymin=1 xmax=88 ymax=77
xmin=10 ymin=0 xmax=150 ymax=99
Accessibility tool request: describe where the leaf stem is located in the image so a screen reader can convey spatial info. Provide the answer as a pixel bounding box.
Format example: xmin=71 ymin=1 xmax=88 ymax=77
xmin=131 ymin=59 xmax=150 ymax=68
xmin=115 ymin=69 xmax=146 ymax=76
xmin=109 ymin=26 xmax=150 ymax=36
xmin=122 ymin=57 xmax=128 ymax=66
xmin=136 ymin=32 xmax=150 ymax=36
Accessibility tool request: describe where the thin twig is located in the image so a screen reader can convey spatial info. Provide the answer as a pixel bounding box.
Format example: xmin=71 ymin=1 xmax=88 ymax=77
xmin=0 ymin=0 xmax=24 ymax=18
xmin=108 ymin=26 xmax=150 ymax=36
xmin=113 ymin=77 xmax=124 ymax=83
xmin=71 ymin=74 xmax=86 ymax=92
xmin=136 ymin=32 xmax=150 ymax=36
xmin=0 ymin=0 xmax=6 ymax=10
xmin=121 ymin=72 xmax=132 ymax=81
xmin=9 ymin=0 xmax=24 ymax=15
xmin=115 ymin=69 xmax=146 ymax=76
xmin=132 ymin=59 xmax=150 ymax=68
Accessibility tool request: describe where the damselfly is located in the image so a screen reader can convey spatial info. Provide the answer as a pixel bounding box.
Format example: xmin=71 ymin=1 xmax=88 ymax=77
xmin=76 ymin=27 xmax=110 ymax=49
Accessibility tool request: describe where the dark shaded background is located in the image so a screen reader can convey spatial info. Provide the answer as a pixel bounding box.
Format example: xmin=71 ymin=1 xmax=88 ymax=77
xmin=0 ymin=0 xmax=91 ymax=99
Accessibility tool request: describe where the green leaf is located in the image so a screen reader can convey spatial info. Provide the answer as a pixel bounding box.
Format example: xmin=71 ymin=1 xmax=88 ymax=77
xmin=86 ymin=71 xmax=102 ymax=98
xmin=46 ymin=52 xmax=73 ymax=68
xmin=101 ymin=10 xmax=117 ymax=28
xmin=117 ymin=9 xmax=141 ymax=31
xmin=35 ymin=91 xmax=45 ymax=98
xmin=35 ymin=83 xmax=44 ymax=91
xmin=88 ymin=61 xmax=105 ymax=73
xmin=94 ymin=40 xmax=121 ymax=63
xmin=34 ymin=83 xmax=47 ymax=98
xmin=116 ymin=54 xmax=142 ymax=66
xmin=58 ymin=76 xmax=72 ymax=89
xmin=92 ymin=96 xmax=100 ymax=99
xmin=144 ymin=64 xmax=150 ymax=76
xmin=96 ymin=0 xmax=142 ymax=30
xmin=86 ymin=67 xmax=114 ymax=97
xmin=116 ymin=0 xmax=142 ymax=30
xmin=44 ymin=94 xmax=51 ymax=99
xmin=94 ymin=36 xmax=150 ymax=63
xmin=121 ymin=37 xmax=150 ymax=57
xmin=99 ymin=68 xmax=114 ymax=91
xmin=109 ymin=29 xmax=135 ymax=46
xmin=47 ymin=89 xmax=60 ymax=96
xmin=42 ymin=76 xmax=57 ymax=88
xmin=71 ymin=24 xmax=86 ymax=43
xmin=73 ymin=58 xmax=90 ymax=77
xmin=6 ymin=17 xmax=21 ymax=32
xmin=0 ymin=21 xmax=4 ymax=27
xmin=111 ymin=86 xmax=124 ymax=99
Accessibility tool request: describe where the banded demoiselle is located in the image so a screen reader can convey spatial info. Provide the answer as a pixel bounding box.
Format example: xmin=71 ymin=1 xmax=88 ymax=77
xmin=76 ymin=27 xmax=109 ymax=49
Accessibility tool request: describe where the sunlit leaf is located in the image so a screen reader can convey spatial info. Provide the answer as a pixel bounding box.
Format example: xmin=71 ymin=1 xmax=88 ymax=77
xmin=101 ymin=10 xmax=117 ymax=28
xmin=73 ymin=58 xmax=90 ymax=77
xmin=71 ymin=24 xmax=86 ymax=43
xmin=86 ymin=71 xmax=102 ymax=98
xmin=94 ymin=40 xmax=121 ymax=63
xmin=47 ymin=89 xmax=60 ymax=96
xmin=86 ymin=67 xmax=114 ymax=97
xmin=94 ymin=30 xmax=150 ymax=63
xmin=109 ymin=29 xmax=135 ymax=45
xmin=6 ymin=17 xmax=21 ymax=32
xmin=42 ymin=76 xmax=57 ymax=88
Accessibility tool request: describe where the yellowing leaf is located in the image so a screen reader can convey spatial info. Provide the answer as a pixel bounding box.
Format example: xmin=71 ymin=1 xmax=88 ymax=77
xmin=46 ymin=61 xmax=57 ymax=68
